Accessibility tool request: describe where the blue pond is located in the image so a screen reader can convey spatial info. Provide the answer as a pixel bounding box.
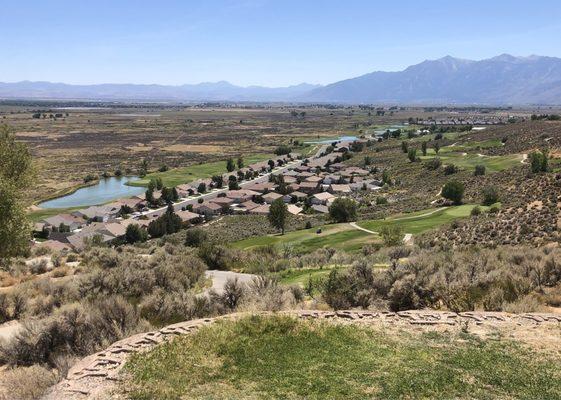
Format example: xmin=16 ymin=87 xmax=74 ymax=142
xmin=305 ymin=135 xmax=358 ymax=144
xmin=38 ymin=176 xmax=145 ymax=209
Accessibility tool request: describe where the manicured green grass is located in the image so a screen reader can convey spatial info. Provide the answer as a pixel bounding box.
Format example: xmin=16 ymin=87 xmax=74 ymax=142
xmin=233 ymin=205 xmax=495 ymax=253
xmin=28 ymin=206 xmax=83 ymax=222
xmin=128 ymin=153 xmax=275 ymax=187
xmin=420 ymin=152 xmax=522 ymax=172
xmin=231 ymin=223 xmax=379 ymax=253
xmin=124 ymin=315 xmax=561 ymax=400
xmin=358 ymin=205 xmax=493 ymax=235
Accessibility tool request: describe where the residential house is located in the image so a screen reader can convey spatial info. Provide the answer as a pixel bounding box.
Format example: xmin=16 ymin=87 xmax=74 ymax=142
xmin=42 ymin=213 xmax=85 ymax=231
xmin=232 ymin=200 xmax=260 ymax=213
xmin=311 ymin=192 xmax=335 ymax=205
xmin=328 ymin=184 xmax=352 ymax=194
xmin=244 ymin=182 xmax=276 ymax=193
xmin=192 ymin=202 xmax=222 ymax=215
xmin=226 ymin=189 xmax=259 ymax=202
xmin=304 ymin=175 xmax=323 ymax=183
xmin=250 ymin=204 xmax=270 ymax=215
xmin=287 ymin=204 xmax=303 ymax=215
xmin=72 ymin=205 xmax=120 ymax=222
xmin=176 ymin=210 xmax=202 ymax=223
xmin=311 ymin=204 xmax=329 ymax=214
xmin=262 ymin=192 xmax=283 ymax=204
xmin=285 ymin=191 xmax=307 ymax=202
xmin=298 ymin=181 xmax=320 ymax=194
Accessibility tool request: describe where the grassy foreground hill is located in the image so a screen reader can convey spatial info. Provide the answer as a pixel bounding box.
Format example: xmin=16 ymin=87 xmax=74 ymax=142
xmin=122 ymin=315 xmax=561 ymax=399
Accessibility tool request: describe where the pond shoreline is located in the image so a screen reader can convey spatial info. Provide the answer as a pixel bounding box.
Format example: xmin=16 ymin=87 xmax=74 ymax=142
xmin=37 ymin=176 xmax=143 ymax=209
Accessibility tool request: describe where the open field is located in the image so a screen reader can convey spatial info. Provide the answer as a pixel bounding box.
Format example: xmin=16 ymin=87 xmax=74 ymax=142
xmin=2 ymin=102 xmax=539 ymax=203
xmin=3 ymin=103 xmax=415 ymax=202
xmin=123 ymin=315 xmax=561 ymax=400
xmin=129 ymin=153 xmax=275 ymax=187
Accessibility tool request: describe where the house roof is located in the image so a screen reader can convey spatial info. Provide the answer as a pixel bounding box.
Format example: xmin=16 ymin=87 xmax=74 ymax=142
xmin=36 ymin=240 xmax=72 ymax=252
xmin=262 ymin=192 xmax=283 ymax=200
xmin=311 ymin=204 xmax=329 ymax=213
xmin=209 ymin=197 xmax=235 ymax=205
xmin=237 ymin=200 xmax=260 ymax=210
xmin=176 ymin=210 xmax=201 ymax=222
xmin=193 ymin=202 xmax=222 ymax=211
xmin=329 ymin=184 xmax=352 ymax=193
xmin=287 ymin=204 xmax=303 ymax=215
xmin=43 ymin=213 xmax=84 ymax=227
xmin=313 ymin=192 xmax=335 ymax=200
xmin=250 ymin=204 xmax=270 ymax=215
xmin=305 ymin=175 xmax=323 ymax=182
xmin=288 ymin=191 xmax=307 ymax=198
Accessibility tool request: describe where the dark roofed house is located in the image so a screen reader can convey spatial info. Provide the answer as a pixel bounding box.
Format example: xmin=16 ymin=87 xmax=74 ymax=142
xmin=311 ymin=204 xmax=329 ymax=214
xmin=298 ymin=181 xmax=320 ymax=194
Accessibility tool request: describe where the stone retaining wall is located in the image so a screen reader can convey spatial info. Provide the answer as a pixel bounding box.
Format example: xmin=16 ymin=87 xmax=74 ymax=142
xmin=43 ymin=310 xmax=561 ymax=400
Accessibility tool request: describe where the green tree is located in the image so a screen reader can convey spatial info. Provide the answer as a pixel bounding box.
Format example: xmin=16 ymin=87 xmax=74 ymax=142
xmin=226 ymin=158 xmax=235 ymax=172
xmin=268 ymin=198 xmax=289 ymax=234
xmin=237 ymin=156 xmax=244 ymax=169
xmin=125 ymin=224 xmax=148 ymax=244
xmin=442 ymin=180 xmax=464 ymax=205
xmin=0 ymin=125 xmax=33 ymax=261
xmin=434 ymin=142 xmax=441 ymax=154
xmin=328 ymin=198 xmax=358 ymax=223
xmin=421 ymin=141 xmax=427 ymax=156
xmin=211 ymin=175 xmax=224 ymax=188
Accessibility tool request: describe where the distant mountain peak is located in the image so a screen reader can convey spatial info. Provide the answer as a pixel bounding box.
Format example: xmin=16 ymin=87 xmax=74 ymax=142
xmin=303 ymin=53 xmax=561 ymax=105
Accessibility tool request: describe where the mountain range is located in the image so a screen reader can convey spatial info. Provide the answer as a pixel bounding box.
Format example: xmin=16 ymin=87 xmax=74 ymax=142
xmin=1 ymin=54 xmax=561 ymax=104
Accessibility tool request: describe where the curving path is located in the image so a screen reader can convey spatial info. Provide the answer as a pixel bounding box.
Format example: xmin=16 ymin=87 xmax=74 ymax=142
xmin=349 ymin=208 xmax=446 ymax=244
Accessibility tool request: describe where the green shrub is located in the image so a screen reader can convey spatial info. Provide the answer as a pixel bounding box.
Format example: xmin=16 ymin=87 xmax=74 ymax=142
xmin=474 ymin=164 xmax=486 ymax=176
xmin=470 ymin=206 xmax=482 ymax=216
xmin=443 ymin=164 xmax=458 ymax=175
xmin=184 ymin=228 xmax=208 ymax=247
xmin=425 ymin=157 xmax=442 ymax=170
xmin=380 ymin=225 xmax=404 ymax=246
xmin=441 ymin=181 xmax=464 ymax=205
xmin=482 ymin=186 xmax=499 ymax=206
xmin=376 ymin=197 xmax=388 ymax=205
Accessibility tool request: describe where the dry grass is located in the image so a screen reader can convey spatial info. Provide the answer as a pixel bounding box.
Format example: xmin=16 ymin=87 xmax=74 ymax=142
xmin=0 ymin=365 xmax=58 ymax=400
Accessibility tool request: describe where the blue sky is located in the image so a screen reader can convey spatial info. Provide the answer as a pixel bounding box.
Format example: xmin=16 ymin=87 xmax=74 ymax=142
xmin=1 ymin=0 xmax=560 ymax=86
